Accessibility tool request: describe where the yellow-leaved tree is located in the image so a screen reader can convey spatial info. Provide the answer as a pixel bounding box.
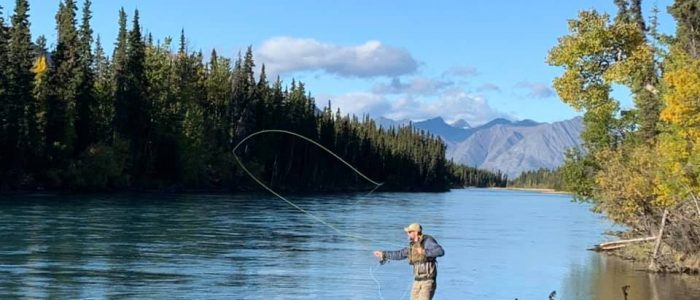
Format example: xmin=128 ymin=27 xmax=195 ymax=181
xmin=656 ymin=47 xmax=700 ymax=209
xmin=548 ymin=7 xmax=660 ymax=212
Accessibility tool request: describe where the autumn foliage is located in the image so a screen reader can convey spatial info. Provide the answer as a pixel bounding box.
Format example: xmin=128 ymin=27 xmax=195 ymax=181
xmin=549 ymin=0 xmax=700 ymax=271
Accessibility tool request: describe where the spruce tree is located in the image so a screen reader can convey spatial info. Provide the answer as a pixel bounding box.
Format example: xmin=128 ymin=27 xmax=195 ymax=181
xmin=205 ymin=48 xmax=232 ymax=151
xmin=125 ymin=9 xmax=149 ymax=178
xmin=181 ymin=49 xmax=208 ymax=185
xmin=230 ymin=49 xmax=256 ymax=143
xmin=147 ymin=36 xmax=180 ymax=183
xmin=48 ymin=0 xmax=80 ymax=162
xmin=255 ymin=64 xmax=269 ymax=129
xmin=7 ymin=0 xmax=36 ymax=180
xmin=629 ymin=0 xmax=646 ymax=31
xmin=617 ymin=0 xmax=659 ymax=142
xmin=32 ymin=35 xmax=50 ymax=157
xmin=113 ymin=8 xmax=128 ymax=139
xmin=669 ymin=0 xmax=700 ymax=58
xmin=75 ymin=0 xmax=95 ymax=153
xmin=93 ymin=35 xmax=112 ymax=139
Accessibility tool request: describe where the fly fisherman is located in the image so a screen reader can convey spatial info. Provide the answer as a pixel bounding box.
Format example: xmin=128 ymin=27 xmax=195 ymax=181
xmin=373 ymin=223 xmax=445 ymax=300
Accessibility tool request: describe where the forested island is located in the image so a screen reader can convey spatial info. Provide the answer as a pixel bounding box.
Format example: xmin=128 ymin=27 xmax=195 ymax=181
xmin=0 ymin=0 xmax=506 ymax=192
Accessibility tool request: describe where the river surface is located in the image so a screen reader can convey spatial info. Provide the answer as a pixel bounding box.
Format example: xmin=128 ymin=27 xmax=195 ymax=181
xmin=1 ymin=189 xmax=699 ymax=299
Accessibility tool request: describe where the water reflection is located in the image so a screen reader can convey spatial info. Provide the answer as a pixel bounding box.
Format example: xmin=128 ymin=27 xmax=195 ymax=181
xmin=562 ymin=253 xmax=700 ymax=300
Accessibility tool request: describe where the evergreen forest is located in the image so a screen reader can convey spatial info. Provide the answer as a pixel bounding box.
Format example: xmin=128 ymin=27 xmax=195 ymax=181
xmin=0 ymin=0 xmax=506 ymax=192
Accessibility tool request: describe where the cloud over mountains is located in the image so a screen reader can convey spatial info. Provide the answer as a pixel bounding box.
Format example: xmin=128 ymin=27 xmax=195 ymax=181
xmin=257 ymin=37 xmax=418 ymax=78
xmin=257 ymin=36 xmax=556 ymax=127
xmin=326 ymin=88 xmax=511 ymax=126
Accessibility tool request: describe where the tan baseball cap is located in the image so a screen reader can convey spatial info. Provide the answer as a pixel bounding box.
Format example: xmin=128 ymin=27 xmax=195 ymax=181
xmin=404 ymin=223 xmax=422 ymax=233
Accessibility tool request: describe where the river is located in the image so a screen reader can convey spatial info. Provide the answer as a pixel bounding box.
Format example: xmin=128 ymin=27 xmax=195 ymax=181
xmin=1 ymin=189 xmax=699 ymax=299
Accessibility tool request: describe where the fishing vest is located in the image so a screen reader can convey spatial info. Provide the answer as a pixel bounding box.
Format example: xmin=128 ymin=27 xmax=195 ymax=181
xmin=408 ymin=234 xmax=438 ymax=281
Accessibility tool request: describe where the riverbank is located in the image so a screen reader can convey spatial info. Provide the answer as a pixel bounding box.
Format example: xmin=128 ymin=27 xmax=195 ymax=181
xmin=593 ymin=229 xmax=700 ymax=275
xmin=491 ymin=187 xmax=571 ymax=195
xmin=604 ymin=236 xmax=700 ymax=275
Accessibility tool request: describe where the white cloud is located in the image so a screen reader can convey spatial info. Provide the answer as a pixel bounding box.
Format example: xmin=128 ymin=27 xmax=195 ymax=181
xmin=371 ymin=77 xmax=452 ymax=95
xmin=257 ymin=37 xmax=418 ymax=78
xmin=384 ymin=96 xmax=428 ymax=121
xmin=423 ymin=89 xmax=511 ymax=125
xmin=327 ymin=88 xmax=511 ymax=126
xmin=515 ymin=81 xmax=555 ymax=98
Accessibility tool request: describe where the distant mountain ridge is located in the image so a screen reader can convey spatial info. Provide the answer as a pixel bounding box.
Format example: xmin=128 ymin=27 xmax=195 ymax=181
xmin=376 ymin=116 xmax=410 ymax=129
xmin=412 ymin=117 xmax=473 ymax=142
xmin=450 ymin=119 xmax=471 ymax=129
xmin=404 ymin=116 xmax=583 ymax=178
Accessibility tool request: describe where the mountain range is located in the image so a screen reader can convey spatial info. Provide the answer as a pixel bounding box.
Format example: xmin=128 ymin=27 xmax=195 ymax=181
xmin=379 ymin=116 xmax=584 ymax=178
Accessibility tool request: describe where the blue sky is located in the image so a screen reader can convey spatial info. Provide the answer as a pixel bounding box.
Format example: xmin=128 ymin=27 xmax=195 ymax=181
xmin=4 ymin=0 xmax=676 ymax=125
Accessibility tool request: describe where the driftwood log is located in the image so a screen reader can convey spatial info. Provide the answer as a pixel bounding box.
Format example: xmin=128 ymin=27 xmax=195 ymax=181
xmin=589 ymin=236 xmax=656 ymax=251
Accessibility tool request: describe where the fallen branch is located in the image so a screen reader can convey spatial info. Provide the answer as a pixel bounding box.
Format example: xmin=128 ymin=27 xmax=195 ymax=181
xmin=589 ymin=236 xmax=656 ymax=251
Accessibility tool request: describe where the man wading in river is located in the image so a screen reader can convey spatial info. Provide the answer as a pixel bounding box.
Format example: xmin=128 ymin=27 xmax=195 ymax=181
xmin=373 ymin=223 xmax=445 ymax=300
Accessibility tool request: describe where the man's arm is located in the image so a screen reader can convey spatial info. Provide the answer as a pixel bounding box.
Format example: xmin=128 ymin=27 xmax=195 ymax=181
xmin=423 ymin=236 xmax=444 ymax=258
xmin=374 ymin=247 xmax=408 ymax=261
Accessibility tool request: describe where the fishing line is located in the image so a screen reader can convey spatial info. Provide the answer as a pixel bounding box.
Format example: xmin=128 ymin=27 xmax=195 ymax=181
xmin=234 ymin=129 xmax=405 ymax=299
xmin=371 ymin=261 xmax=412 ymax=300
xmin=234 ymin=129 xmax=383 ymax=184
xmin=232 ymin=129 xmax=401 ymax=248
xmin=369 ymin=263 xmax=386 ymax=300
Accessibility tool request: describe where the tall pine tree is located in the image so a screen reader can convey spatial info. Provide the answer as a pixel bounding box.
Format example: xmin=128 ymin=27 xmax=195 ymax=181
xmin=669 ymin=0 xmax=700 ymax=58
xmin=230 ymin=47 xmax=257 ymax=145
xmin=47 ymin=0 xmax=80 ymax=166
xmin=93 ymin=35 xmax=112 ymax=140
xmin=146 ymin=36 xmax=180 ymax=183
xmin=75 ymin=0 xmax=95 ymax=154
xmin=6 ymin=0 xmax=36 ymax=183
xmin=124 ymin=9 xmax=150 ymax=179
xmin=615 ymin=0 xmax=661 ymax=142
xmin=113 ymin=8 xmax=128 ymax=139
xmin=31 ymin=35 xmax=49 ymax=158
xmin=205 ymin=48 xmax=232 ymax=151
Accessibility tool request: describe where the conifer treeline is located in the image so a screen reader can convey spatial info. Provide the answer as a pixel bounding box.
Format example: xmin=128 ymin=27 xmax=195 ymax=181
xmin=508 ymin=168 xmax=563 ymax=190
xmin=449 ymin=162 xmax=507 ymax=188
xmin=0 ymin=0 xmax=505 ymax=192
